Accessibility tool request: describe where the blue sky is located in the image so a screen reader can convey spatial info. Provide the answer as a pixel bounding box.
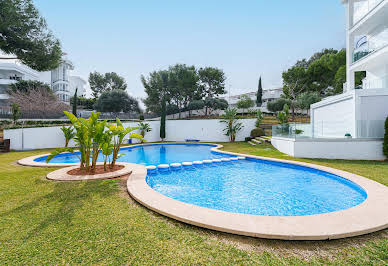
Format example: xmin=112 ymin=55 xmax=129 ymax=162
xmin=34 ymin=0 xmax=346 ymax=99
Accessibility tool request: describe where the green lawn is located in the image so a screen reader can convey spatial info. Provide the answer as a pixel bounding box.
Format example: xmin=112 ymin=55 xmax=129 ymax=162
xmin=0 ymin=144 xmax=387 ymax=265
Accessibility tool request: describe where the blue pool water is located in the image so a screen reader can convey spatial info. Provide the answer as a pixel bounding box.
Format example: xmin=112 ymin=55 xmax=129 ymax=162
xmin=146 ymin=159 xmax=367 ymax=216
xmin=35 ymin=144 xmax=231 ymax=166
xmin=38 ymin=143 xmax=367 ymax=216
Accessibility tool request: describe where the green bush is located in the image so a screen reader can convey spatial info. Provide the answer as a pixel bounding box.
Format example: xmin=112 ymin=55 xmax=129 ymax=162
xmin=244 ymin=137 xmax=252 ymax=142
xmin=250 ymin=128 xmax=264 ymax=138
xmin=383 ymin=117 xmax=388 ymax=158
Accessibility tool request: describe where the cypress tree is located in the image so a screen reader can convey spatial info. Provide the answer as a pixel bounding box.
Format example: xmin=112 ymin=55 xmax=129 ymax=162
xmin=383 ymin=117 xmax=388 ymax=158
xmin=72 ymin=88 xmax=78 ymax=116
xmin=160 ymin=98 xmax=166 ymax=140
xmin=256 ymin=77 xmax=263 ymax=107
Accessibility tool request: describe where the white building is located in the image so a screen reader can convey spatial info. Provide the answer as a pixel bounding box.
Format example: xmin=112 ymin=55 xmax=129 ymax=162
xmin=271 ymin=0 xmax=388 ymax=160
xmin=51 ymin=55 xmax=74 ymax=103
xmin=223 ymin=88 xmax=283 ymax=112
xmin=0 ymin=58 xmax=40 ymax=112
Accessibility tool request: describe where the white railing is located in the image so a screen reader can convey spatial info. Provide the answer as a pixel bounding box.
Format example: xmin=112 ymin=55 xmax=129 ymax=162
xmin=353 ymin=0 xmax=384 ymax=25
xmin=362 ymin=75 xmax=388 ymax=89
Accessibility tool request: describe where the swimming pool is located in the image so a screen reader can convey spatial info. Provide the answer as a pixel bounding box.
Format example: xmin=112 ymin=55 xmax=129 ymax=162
xmin=34 ymin=143 xmax=232 ymax=166
xmin=147 ymin=158 xmax=367 ymax=216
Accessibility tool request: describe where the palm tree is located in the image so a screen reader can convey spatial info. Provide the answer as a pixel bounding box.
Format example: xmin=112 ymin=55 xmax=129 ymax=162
xmin=220 ymin=108 xmax=243 ymax=142
xmin=138 ymin=122 xmax=152 ymax=143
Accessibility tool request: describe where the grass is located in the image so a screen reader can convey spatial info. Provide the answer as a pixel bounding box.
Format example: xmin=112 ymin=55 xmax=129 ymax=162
xmin=0 ymin=145 xmax=387 ymax=264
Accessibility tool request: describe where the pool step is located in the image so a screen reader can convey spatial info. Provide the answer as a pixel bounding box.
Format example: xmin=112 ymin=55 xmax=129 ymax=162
xmin=248 ymin=141 xmax=256 ymax=146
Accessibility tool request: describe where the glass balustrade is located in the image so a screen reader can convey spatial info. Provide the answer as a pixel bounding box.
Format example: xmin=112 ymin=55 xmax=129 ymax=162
xmin=353 ymin=0 xmax=384 ymax=25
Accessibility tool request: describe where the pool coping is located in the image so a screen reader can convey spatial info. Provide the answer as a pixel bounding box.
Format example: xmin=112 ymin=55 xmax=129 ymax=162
xmin=127 ymin=143 xmax=388 ymax=240
xmin=46 ymin=162 xmax=138 ymax=181
xmin=18 ymin=142 xmax=388 ymax=240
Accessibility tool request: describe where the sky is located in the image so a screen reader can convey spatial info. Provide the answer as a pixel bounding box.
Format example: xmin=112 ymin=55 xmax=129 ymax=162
xmin=33 ymin=0 xmax=346 ymax=101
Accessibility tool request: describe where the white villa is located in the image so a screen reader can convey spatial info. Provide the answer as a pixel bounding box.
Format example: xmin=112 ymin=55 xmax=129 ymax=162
xmin=0 ymin=53 xmax=86 ymax=111
xmin=272 ymin=0 xmax=388 ymax=160
xmin=0 ymin=57 xmax=39 ymax=113
xmin=222 ymin=87 xmax=283 ymax=112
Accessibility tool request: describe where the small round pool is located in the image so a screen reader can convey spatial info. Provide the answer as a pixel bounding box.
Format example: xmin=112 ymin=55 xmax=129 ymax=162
xmin=146 ymin=158 xmax=367 ymax=216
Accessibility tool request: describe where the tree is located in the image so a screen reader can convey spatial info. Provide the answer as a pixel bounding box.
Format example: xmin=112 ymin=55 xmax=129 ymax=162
xmin=282 ymin=66 xmax=308 ymax=119
xmin=0 ymin=0 xmax=62 ymax=71
xmin=70 ymin=97 xmax=95 ymax=110
xmin=198 ymin=67 xmax=226 ymax=115
xmin=296 ymin=92 xmax=321 ymax=114
xmin=11 ymin=103 xmax=21 ymax=124
xmin=384 ymin=117 xmax=388 ymax=158
xmin=8 ymin=80 xmax=51 ymax=94
xmin=60 ymin=126 xmax=75 ymax=147
xmin=204 ymin=97 xmax=228 ymax=116
xmin=277 ymin=104 xmax=290 ymax=125
xmin=168 ymin=64 xmax=199 ymax=118
xmin=256 ymin=77 xmax=263 ymax=107
xmin=255 ymin=109 xmax=264 ymax=128
xmin=236 ymin=95 xmax=254 ymax=115
xmin=187 ymin=99 xmax=205 ymax=117
xmin=138 ymin=122 xmax=152 ymax=143
xmin=72 ymin=88 xmax=78 ymax=116
xmin=9 ymin=86 xmax=68 ymax=118
xmin=94 ymin=90 xmax=140 ymax=114
xmin=160 ymin=99 xmax=166 ymax=140
xmin=89 ymin=72 xmax=127 ymax=98
xmin=267 ymin=98 xmax=291 ymax=113
xmin=220 ymin=108 xmax=243 ymax=142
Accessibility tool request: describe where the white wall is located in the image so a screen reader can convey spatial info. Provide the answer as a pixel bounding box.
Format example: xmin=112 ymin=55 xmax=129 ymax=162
xmin=5 ymin=119 xmax=256 ymax=150
xmin=272 ymin=137 xmax=385 ymax=160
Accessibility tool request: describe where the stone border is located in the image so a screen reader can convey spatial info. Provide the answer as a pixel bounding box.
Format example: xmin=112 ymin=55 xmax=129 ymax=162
xmin=127 ymin=143 xmax=388 ymax=240
xmin=47 ymin=162 xmax=142 ymax=181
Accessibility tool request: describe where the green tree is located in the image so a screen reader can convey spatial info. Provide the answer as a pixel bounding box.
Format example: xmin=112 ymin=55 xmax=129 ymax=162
xmin=277 ymin=104 xmax=290 ymax=125
xmin=204 ymin=97 xmax=228 ymax=116
xmin=160 ymin=99 xmax=166 ymax=140
xmin=72 ymin=88 xmax=78 ymax=116
xmin=384 ymin=117 xmax=388 ymax=158
xmin=220 ymin=108 xmax=243 ymax=142
xmin=8 ymin=80 xmax=51 ymax=94
xmin=236 ymin=95 xmax=254 ymax=115
xmin=296 ymin=91 xmax=321 ymax=114
xmin=255 ymin=109 xmax=264 ymax=128
xmin=11 ymin=103 xmax=21 ymax=124
xmin=89 ymin=72 xmax=127 ymax=98
xmin=256 ymin=77 xmax=263 ymax=107
xmin=198 ymin=67 xmax=226 ymax=115
xmin=60 ymin=126 xmax=75 ymax=147
xmin=282 ymin=66 xmax=308 ymax=119
xmin=138 ymin=122 xmax=152 ymax=143
xmin=168 ymin=64 xmax=199 ymax=118
xmin=94 ymin=90 xmax=140 ymax=114
xmin=267 ymin=98 xmax=291 ymax=113
xmin=0 ymin=0 xmax=62 ymax=71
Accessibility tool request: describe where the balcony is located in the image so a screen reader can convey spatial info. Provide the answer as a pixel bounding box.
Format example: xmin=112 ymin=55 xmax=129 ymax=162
xmin=362 ymin=75 xmax=388 ymax=89
xmin=353 ymin=0 xmax=384 ymax=26
xmin=353 ymin=27 xmax=388 ymax=62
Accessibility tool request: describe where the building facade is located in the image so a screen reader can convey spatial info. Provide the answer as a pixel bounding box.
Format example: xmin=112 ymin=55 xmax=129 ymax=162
xmin=222 ymin=88 xmax=283 ymax=112
xmin=0 ymin=59 xmax=39 ymax=113
xmin=310 ymin=0 xmax=388 ymax=139
xmin=51 ymin=55 xmax=74 ymax=103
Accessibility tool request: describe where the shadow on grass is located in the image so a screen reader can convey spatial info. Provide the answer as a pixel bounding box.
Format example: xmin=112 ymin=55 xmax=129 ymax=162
xmin=1 ymin=179 xmax=116 ymax=240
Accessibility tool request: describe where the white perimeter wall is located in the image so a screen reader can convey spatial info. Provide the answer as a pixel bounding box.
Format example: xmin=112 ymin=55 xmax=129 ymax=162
xmin=271 ymin=137 xmax=385 ymax=160
xmin=4 ymin=119 xmax=256 ymax=150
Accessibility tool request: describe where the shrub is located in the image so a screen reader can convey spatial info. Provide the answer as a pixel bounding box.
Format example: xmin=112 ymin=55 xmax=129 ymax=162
xmin=384 ymin=117 xmax=388 ymax=158
xmin=250 ymin=128 xmax=264 ymax=138
xmin=245 ymin=137 xmax=252 ymax=142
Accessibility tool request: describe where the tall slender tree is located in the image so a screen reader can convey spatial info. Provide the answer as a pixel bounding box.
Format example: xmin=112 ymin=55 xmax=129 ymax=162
xmin=160 ymin=99 xmax=166 ymax=140
xmin=256 ymin=77 xmax=263 ymax=107
xmin=72 ymin=88 xmax=78 ymax=116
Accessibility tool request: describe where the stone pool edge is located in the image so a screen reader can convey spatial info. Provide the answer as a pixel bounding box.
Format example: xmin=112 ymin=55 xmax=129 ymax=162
xmin=127 ymin=143 xmax=388 ymax=240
